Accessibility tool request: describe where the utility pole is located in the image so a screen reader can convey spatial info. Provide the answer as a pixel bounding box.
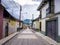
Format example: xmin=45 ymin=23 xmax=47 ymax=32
xmin=32 ymin=14 xmax=34 ymax=28
xmin=32 ymin=14 xmax=34 ymax=20
xmin=19 ymin=5 xmax=22 ymax=27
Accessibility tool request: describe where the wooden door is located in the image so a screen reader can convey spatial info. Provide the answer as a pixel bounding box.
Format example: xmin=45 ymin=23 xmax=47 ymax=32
xmin=51 ymin=20 xmax=56 ymax=40
xmin=46 ymin=19 xmax=57 ymax=40
xmin=46 ymin=21 xmax=52 ymax=38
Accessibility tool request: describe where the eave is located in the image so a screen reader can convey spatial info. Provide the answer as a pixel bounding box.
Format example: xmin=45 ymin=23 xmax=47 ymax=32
xmin=37 ymin=0 xmax=48 ymax=11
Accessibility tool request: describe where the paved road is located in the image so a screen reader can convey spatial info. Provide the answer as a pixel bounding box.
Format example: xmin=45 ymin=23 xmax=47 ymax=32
xmin=4 ymin=29 xmax=50 ymax=45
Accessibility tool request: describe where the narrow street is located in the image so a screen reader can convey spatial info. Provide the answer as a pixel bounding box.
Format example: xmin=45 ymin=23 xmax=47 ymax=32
xmin=0 ymin=0 xmax=60 ymax=45
xmin=4 ymin=29 xmax=50 ymax=45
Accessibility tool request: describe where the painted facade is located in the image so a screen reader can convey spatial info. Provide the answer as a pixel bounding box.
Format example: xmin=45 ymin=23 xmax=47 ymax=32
xmin=34 ymin=21 xmax=40 ymax=30
xmin=0 ymin=4 xmax=3 ymax=39
xmin=3 ymin=18 xmax=9 ymax=38
xmin=0 ymin=4 xmax=20 ymax=39
xmin=8 ymin=19 xmax=19 ymax=35
xmin=22 ymin=23 xmax=27 ymax=29
xmin=3 ymin=9 xmax=19 ymax=38
xmin=38 ymin=0 xmax=60 ymax=42
xmin=33 ymin=18 xmax=40 ymax=31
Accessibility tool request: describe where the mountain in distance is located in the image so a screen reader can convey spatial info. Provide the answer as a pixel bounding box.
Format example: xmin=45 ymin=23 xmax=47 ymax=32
xmin=23 ymin=19 xmax=32 ymax=24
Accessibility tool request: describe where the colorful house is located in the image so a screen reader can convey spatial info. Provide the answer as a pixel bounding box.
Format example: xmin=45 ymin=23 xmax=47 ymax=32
xmin=3 ymin=8 xmax=19 ymax=37
xmin=0 ymin=4 xmax=4 ymax=39
xmin=32 ymin=17 xmax=40 ymax=31
xmin=0 ymin=0 xmax=22 ymax=39
xmin=0 ymin=4 xmax=20 ymax=39
xmin=22 ymin=23 xmax=27 ymax=29
xmin=37 ymin=0 xmax=60 ymax=42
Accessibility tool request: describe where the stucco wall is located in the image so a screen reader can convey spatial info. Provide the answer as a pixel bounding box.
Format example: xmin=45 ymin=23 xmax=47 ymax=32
xmin=9 ymin=20 xmax=19 ymax=35
xmin=3 ymin=18 xmax=9 ymax=37
xmin=41 ymin=3 xmax=49 ymax=18
xmin=39 ymin=18 xmax=49 ymax=34
xmin=58 ymin=15 xmax=60 ymax=36
xmin=55 ymin=0 xmax=60 ymax=13
xmin=3 ymin=18 xmax=19 ymax=36
xmin=33 ymin=22 xmax=35 ymax=28
xmin=34 ymin=21 xmax=40 ymax=29
xmin=22 ymin=24 xmax=27 ymax=29
xmin=0 ymin=5 xmax=3 ymax=39
xmin=41 ymin=19 xmax=46 ymax=32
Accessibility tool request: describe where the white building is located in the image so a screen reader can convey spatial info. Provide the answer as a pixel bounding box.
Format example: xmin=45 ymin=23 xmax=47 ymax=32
xmin=37 ymin=0 xmax=60 ymax=42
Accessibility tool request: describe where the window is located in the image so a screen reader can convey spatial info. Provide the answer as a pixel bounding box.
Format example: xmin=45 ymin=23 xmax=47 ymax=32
xmin=46 ymin=7 xmax=50 ymax=16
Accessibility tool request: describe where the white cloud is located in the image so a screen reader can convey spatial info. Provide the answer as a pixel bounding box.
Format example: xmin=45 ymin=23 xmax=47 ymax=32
xmin=2 ymin=0 xmax=41 ymax=20
xmin=13 ymin=0 xmax=40 ymax=5
xmin=21 ymin=4 xmax=40 ymax=20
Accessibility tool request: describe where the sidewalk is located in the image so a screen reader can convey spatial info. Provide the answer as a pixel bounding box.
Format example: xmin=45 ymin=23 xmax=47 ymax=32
xmin=0 ymin=29 xmax=60 ymax=45
xmin=33 ymin=30 xmax=60 ymax=45
xmin=58 ymin=43 xmax=60 ymax=45
xmin=2 ymin=29 xmax=50 ymax=45
xmin=0 ymin=32 xmax=19 ymax=45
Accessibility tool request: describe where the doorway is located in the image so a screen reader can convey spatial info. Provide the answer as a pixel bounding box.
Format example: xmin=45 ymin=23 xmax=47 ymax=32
xmin=5 ymin=23 xmax=8 ymax=37
xmin=46 ymin=18 xmax=58 ymax=40
xmin=3 ymin=9 xmax=9 ymax=37
xmin=40 ymin=22 xmax=41 ymax=31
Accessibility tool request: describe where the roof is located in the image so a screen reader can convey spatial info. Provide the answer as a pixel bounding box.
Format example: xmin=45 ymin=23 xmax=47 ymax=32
xmin=1 ymin=0 xmax=20 ymax=19
xmin=3 ymin=7 xmax=22 ymax=22
xmin=32 ymin=17 xmax=39 ymax=22
xmin=37 ymin=0 xmax=48 ymax=10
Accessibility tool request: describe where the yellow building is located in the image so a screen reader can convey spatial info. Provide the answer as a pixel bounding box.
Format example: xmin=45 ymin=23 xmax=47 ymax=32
xmin=8 ymin=18 xmax=19 ymax=35
xmin=3 ymin=9 xmax=20 ymax=37
xmin=22 ymin=23 xmax=27 ymax=29
xmin=33 ymin=17 xmax=40 ymax=31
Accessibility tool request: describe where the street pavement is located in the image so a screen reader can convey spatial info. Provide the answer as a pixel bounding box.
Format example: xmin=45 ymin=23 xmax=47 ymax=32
xmin=4 ymin=28 xmax=50 ymax=45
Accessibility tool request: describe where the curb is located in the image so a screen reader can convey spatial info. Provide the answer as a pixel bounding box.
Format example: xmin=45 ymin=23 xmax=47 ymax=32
xmin=0 ymin=32 xmax=19 ymax=45
xmin=34 ymin=31 xmax=58 ymax=45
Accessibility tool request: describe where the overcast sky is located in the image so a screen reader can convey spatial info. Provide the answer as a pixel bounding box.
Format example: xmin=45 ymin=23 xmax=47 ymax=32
xmin=13 ymin=0 xmax=42 ymax=20
xmin=13 ymin=0 xmax=41 ymax=5
xmin=2 ymin=0 xmax=42 ymax=20
xmin=21 ymin=4 xmax=40 ymax=20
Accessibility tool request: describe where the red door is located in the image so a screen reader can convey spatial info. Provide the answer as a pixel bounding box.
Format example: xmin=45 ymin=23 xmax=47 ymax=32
xmin=46 ymin=19 xmax=57 ymax=40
